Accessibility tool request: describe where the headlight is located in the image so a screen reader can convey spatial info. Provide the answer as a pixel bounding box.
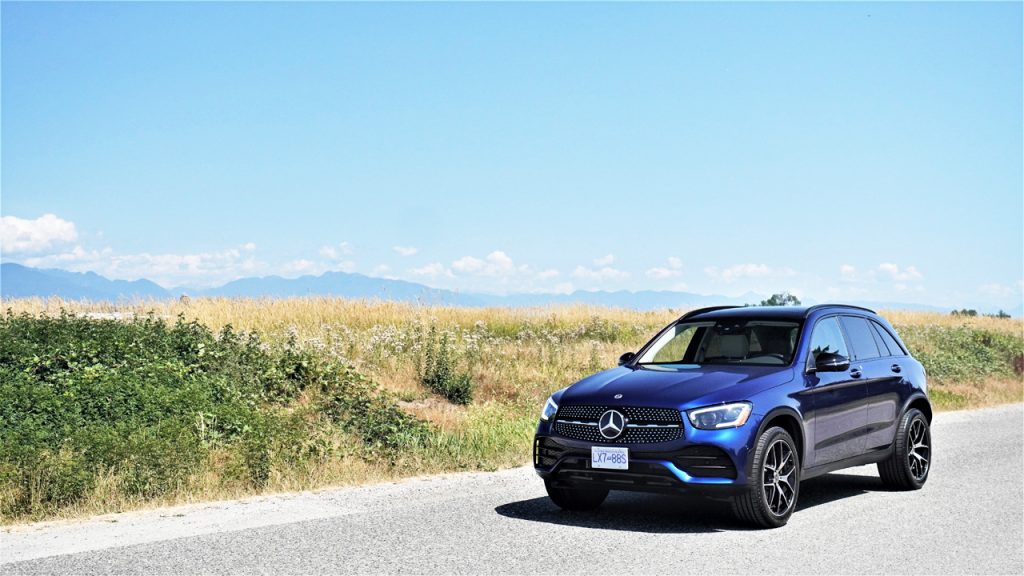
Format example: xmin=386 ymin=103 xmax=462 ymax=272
xmin=540 ymin=396 xmax=559 ymax=421
xmin=686 ymin=402 xmax=752 ymax=430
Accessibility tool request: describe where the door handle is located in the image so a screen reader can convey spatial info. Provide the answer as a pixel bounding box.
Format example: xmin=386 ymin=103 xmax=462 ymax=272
xmin=850 ymin=366 xmax=863 ymax=378
xmin=891 ymin=364 xmax=902 ymax=373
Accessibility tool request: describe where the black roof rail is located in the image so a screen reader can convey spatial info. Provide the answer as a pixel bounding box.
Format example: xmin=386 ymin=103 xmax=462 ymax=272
xmin=804 ymin=303 xmax=876 ymax=316
xmin=676 ymin=305 xmax=742 ymax=322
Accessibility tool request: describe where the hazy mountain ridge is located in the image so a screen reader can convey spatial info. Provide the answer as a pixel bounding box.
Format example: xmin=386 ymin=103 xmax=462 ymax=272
xmin=0 ymin=262 xmax=1005 ymax=314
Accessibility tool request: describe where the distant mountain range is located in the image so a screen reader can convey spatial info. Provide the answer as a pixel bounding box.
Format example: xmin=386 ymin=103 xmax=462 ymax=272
xmin=0 ymin=262 xmax=993 ymax=314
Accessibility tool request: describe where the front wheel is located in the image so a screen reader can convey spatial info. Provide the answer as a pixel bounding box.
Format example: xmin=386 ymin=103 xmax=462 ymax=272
xmin=732 ymin=426 xmax=800 ymax=528
xmin=878 ymin=408 xmax=931 ymax=490
xmin=544 ymin=479 xmax=608 ymax=511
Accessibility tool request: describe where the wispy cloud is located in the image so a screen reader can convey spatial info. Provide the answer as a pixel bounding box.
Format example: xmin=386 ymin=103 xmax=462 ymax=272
xmin=22 ymin=242 xmax=266 ymax=288
xmin=840 ymin=263 xmax=924 ymax=286
xmin=704 ymin=263 xmax=795 ymax=283
xmin=393 ymin=245 xmax=418 ymax=257
xmin=319 ymin=242 xmax=353 ymax=260
xmin=409 ymin=262 xmax=452 ymax=279
xmin=572 ymin=265 xmax=630 ymax=281
xmin=878 ymin=262 xmax=923 ymax=282
xmin=646 ymin=256 xmax=683 ymax=279
xmin=593 ymin=254 xmax=615 ymax=266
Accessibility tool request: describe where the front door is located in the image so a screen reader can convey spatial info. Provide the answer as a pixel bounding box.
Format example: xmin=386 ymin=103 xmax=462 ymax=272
xmin=804 ymin=316 xmax=868 ymax=466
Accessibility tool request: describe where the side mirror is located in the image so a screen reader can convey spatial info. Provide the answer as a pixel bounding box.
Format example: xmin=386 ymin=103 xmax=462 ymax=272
xmin=618 ymin=352 xmax=636 ymax=366
xmin=812 ymin=352 xmax=850 ymax=373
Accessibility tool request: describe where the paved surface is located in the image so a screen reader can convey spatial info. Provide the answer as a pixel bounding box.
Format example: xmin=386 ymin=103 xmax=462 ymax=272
xmin=3 ymin=404 xmax=1022 ymax=575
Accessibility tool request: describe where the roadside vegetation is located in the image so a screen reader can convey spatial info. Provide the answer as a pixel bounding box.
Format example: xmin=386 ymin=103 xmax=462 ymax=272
xmin=2 ymin=298 xmax=1021 ymax=524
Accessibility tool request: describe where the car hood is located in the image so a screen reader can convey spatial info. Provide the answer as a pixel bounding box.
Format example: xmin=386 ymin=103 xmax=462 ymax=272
xmin=558 ymin=364 xmax=795 ymax=413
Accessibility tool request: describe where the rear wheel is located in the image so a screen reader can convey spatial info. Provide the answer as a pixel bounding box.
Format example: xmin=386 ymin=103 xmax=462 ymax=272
xmin=544 ymin=479 xmax=608 ymax=511
xmin=878 ymin=408 xmax=930 ymax=490
xmin=732 ymin=426 xmax=800 ymax=528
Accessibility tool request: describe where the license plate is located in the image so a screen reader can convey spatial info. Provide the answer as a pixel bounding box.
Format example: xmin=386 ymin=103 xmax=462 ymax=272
xmin=591 ymin=446 xmax=629 ymax=470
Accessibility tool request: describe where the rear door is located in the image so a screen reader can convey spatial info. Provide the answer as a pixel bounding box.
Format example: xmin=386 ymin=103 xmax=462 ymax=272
xmin=837 ymin=316 xmax=893 ymax=453
xmin=862 ymin=319 xmax=910 ymax=450
xmin=805 ymin=316 xmax=868 ymax=466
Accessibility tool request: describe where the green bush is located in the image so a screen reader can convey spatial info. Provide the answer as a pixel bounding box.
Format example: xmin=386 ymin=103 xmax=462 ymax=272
xmin=0 ymin=311 xmax=427 ymax=520
xmin=896 ymin=324 xmax=1024 ymax=384
xmin=420 ymin=327 xmax=473 ymax=405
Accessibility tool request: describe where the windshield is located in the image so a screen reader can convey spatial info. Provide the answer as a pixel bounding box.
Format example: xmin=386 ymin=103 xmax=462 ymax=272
xmin=636 ymin=319 xmax=801 ymax=366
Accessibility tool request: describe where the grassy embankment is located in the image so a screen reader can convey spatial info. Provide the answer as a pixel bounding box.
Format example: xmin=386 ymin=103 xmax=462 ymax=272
xmin=1 ymin=298 xmax=1021 ymax=524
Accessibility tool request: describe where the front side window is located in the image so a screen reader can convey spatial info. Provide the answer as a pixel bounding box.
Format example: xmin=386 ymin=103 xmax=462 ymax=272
xmin=638 ymin=319 xmax=800 ymax=366
xmin=808 ymin=317 xmax=849 ymax=364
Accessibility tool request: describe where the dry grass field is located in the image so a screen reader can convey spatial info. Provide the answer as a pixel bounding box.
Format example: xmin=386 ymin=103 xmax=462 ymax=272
xmin=7 ymin=297 xmax=1022 ymax=410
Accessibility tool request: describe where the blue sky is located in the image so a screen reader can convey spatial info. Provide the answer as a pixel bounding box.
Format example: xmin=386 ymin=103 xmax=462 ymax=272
xmin=2 ymin=2 xmax=1021 ymax=310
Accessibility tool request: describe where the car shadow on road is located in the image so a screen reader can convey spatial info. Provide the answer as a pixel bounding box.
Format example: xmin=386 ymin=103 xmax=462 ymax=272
xmin=495 ymin=492 xmax=750 ymax=534
xmin=495 ymin=473 xmax=892 ymax=533
xmin=796 ymin=472 xmax=893 ymax=511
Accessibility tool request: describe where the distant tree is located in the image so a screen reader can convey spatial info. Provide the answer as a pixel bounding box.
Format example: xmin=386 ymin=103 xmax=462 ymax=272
xmin=984 ymin=310 xmax=1011 ymax=319
xmin=760 ymin=292 xmax=801 ymax=307
xmin=951 ymin=309 xmax=978 ymax=317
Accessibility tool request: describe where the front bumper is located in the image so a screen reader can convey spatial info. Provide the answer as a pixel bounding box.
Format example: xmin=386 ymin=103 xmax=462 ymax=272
xmin=534 ymin=414 xmax=761 ymax=496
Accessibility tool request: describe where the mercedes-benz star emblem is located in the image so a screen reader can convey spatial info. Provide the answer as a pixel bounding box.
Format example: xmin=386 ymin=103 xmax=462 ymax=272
xmin=598 ymin=409 xmax=626 ymax=440
xmin=613 ymin=394 xmax=623 ymax=399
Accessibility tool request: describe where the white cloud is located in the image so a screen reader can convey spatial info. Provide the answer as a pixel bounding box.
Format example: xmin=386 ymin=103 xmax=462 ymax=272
xmin=593 ymin=254 xmax=615 ymax=266
xmin=647 ymin=257 xmax=684 ymax=279
xmin=450 ymin=250 xmax=519 ymax=277
xmin=646 ymin=267 xmax=679 ymax=279
xmin=23 ymin=242 xmax=268 ymax=288
xmin=319 ymin=242 xmax=353 ymax=260
xmin=552 ymin=282 xmax=575 ymax=294
xmin=483 ymin=250 xmax=514 ymax=275
xmin=704 ymin=263 xmax=795 ymax=283
xmin=283 ymin=259 xmax=317 ymax=274
xmin=979 ymin=283 xmax=1019 ymax=299
xmin=393 ymin=245 xmax=418 ymax=257
xmin=242 ymin=242 xmax=257 ymax=252
xmin=840 ymin=264 xmax=857 ymax=281
xmin=878 ymin=263 xmax=922 ymax=282
xmin=409 ymin=262 xmax=451 ymax=279
xmin=451 ymin=255 xmax=484 ymax=273
xmin=371 ymin=264 xmax=391 ymax=276
xmin=537 ymin=269 xmax=560 ymax=280
xmin=572 ymin=265 xmax=630 ymax=281
xmin=1 ymin=214 xmax=78 ymax=254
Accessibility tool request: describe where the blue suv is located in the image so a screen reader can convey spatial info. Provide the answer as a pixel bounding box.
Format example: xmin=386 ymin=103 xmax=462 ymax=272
xmin=534 ymin=305 xmax=931 ymax=528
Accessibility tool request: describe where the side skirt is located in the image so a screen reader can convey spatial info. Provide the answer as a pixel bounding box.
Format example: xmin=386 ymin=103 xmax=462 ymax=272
xmin=801 ymin=443 xmax=894 ymax=481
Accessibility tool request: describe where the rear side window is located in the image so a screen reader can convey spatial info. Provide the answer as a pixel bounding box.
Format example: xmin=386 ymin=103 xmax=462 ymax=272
xmin=871 ymin=321 xmax=906 ymax=356
xmin=840 ymin=316 xmax=881 ymax=360
xmin=808 ymin=317 xmax=849 ymax=363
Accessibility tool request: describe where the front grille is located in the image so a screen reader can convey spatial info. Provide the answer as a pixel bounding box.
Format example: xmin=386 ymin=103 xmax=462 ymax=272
xmin=674 ymin=445 xmax=737 ymax=479
xmin=556 ymin=405 xmax=683 ymax=423
xmin=553 ymin=405 xmax=684 ymax=444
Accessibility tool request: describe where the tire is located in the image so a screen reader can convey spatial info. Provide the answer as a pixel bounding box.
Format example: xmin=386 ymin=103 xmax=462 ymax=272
xmin=544 ymin=479 xmax=608 ymax=511
xmin=732 ymin=426 xmax=800 ymax=528
xmin=878 ymin=408 xmax=931 ymax=490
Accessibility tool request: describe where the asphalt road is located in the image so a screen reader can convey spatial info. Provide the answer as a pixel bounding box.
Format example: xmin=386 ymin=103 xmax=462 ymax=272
xmin=3 ymin=404 xmax=1022 ymax=575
